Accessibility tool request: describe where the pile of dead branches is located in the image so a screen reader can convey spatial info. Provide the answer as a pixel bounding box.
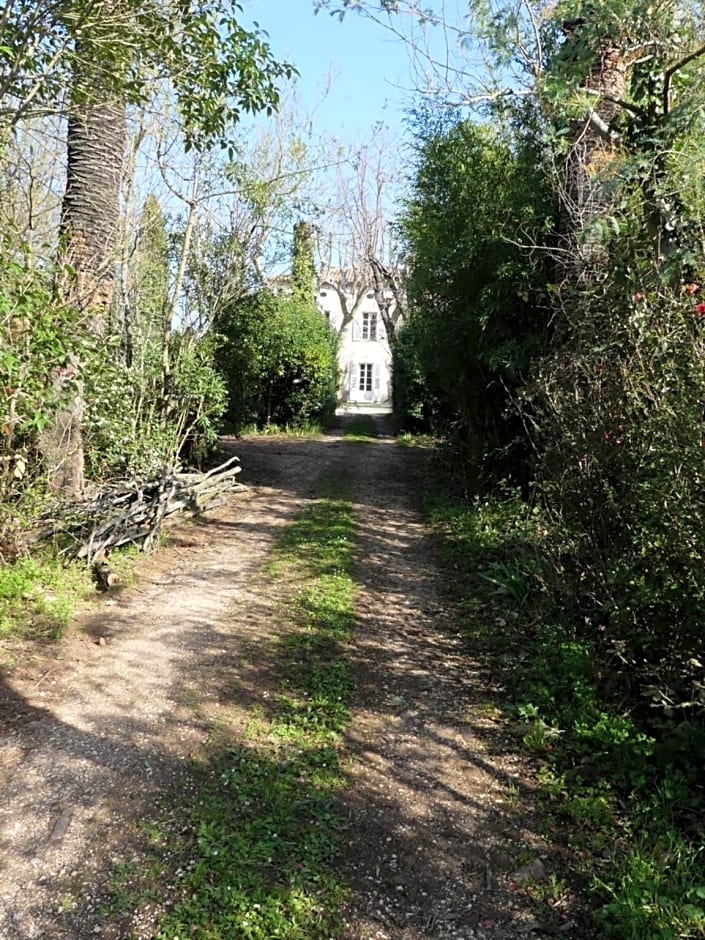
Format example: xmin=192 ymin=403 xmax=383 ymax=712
xmin=32 ymin=455 xmax=245 ymax=565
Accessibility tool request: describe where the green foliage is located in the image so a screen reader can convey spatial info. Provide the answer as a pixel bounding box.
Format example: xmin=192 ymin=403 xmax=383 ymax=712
xmin=131 ymin=194 xmax=170 ymax=340
xmin=216 ymin=290 xmax=338 ymax=432
xmin=427 ymin=488 xmax=705 ymax=940
xmin=84 ymin=331 xmax=226 ymax=479
xmin=0 ymin=256 xmax=83 ymax=463
xmin=291 ymin=221 xmax=317 ymax=307
xmin=0 ymin=0 xmax=295 ymax=149
xmin=530 ymin=207 xmax=705 ymax=716
xmin=391 ymin=313 xmax=443 ymax=432
xmin=168 ymin=330 xmax=229 ymax=464
xmin=596 ymin=828 xmax=705 ymax=939
xmin=396 ymin=112 xmax=554 ymax=484
xmin=0 ymin=248 xmax=94 ymax=549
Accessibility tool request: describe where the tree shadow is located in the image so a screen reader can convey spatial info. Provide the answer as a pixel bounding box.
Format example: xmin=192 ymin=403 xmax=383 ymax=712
xmin=0 ymin=433 xmax=586 ymax=939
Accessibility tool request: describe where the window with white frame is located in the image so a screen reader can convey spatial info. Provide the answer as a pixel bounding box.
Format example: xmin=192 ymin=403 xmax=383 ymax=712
xmin=359 ymin=363 xmax=373 ymax=393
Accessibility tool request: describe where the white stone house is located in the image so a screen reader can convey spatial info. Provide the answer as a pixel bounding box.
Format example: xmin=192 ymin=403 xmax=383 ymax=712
xmin=316 ymin=280 xmax=396 ymax=409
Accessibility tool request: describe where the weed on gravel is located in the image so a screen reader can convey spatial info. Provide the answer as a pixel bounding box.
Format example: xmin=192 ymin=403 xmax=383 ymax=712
xmin=0 ymin=539 xmax=148 ymax=661
xmin=140 ymin=473 xmax=356 ymax=940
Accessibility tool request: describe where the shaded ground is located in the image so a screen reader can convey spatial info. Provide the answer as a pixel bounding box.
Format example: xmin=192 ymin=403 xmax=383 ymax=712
xmin=0 ymin=425 xmax=588 ymax=938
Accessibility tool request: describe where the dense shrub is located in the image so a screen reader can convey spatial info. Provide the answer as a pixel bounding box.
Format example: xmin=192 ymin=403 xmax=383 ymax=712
xmin=532 ymin=248 xmax=705 ymax=718
xmin=0 ymin=256 xmax=93 ymax=553
xmin=216 ymin=290 xmax=338 ymax=431
xmin=396 ymin=115 xmax=554 ymax=485
xmin=391 ymin=315 xmax=443 ymax=432
xmin=84 ymin=331 xmax=226 ymax=479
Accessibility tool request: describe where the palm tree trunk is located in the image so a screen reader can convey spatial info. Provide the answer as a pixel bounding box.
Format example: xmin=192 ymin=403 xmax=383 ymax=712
xmin=43 ymin=95 xmax=125 ymax=495
xmin=60 ymin=99 xmax=126 ymax=324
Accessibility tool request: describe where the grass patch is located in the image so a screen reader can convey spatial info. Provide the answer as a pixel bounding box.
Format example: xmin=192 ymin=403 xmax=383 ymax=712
xmin=235 ymin=420 xmax=326 ymax=438
xmin=144 ymin=472 xmax=356 ymax=939
xmin=0 ymin=551 xmax=93 ymax=644
xmin=396 ymin=431 xmax=438 ymax=448
xmin=426 ymin=488 xmax=705 ymax=940
xmin=0 ymin=535 xmax=154 ymax=658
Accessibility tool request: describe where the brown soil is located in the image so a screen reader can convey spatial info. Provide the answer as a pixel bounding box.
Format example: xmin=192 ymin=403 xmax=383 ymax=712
xmin=0 ymin=425 xmax=588 ymax=939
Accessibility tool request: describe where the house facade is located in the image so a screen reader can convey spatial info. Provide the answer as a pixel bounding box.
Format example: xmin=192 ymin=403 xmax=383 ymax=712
xmin=317 ymin=282 xmax=395 ymax=410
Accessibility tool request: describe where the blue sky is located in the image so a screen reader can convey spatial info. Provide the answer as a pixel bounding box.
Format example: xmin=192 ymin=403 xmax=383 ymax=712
xmin=243 ymin=0 xmax=419 ymax=140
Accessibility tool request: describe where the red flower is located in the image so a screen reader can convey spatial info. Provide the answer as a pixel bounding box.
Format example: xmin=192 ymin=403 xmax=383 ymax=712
xmin=634 ymin=291 xmax=644 ymax=302
xmin=695 ymin=302 xmax=705 ymax=315
xmin=686 ymin=282 xmax=700 ymax=295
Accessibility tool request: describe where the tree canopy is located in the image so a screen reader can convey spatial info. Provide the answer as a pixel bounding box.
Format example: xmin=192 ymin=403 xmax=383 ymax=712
xmin=0 ymin=0 xmax=295 ymax=148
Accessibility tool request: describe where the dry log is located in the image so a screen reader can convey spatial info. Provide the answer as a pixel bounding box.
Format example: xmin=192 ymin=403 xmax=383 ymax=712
xmin=174 ymin=454 xmax=240 ymax=486
xmin=143 ymin=469 xmax=177 ymax=553
xmin=94 ymin=561 xmax=120 ymax=590
xmin=92 ymin=548 xmax=120 ymax=590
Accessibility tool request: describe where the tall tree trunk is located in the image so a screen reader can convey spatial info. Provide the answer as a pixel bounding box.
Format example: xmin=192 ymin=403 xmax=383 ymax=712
xmin=558 ymin=39 xmax=628 ymax=286
xmin=60 ymin=99 xmax=126 ymax=322
xmin=43 ymin=96 xmax=125 ymax=495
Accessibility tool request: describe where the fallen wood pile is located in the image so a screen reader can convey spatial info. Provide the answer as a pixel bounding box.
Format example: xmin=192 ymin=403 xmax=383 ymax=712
xmin=33 ymin=455 xmax=245 ymax=564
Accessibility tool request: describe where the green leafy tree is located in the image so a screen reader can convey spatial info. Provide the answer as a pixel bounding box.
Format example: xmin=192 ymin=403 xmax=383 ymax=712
xmin=127 ymin=193 xmax=170 ymax=365
xmin=0 ymin=1 xmax=295 ymax=140
xmin=8 ymin=0 xmax=296 ymax=492
xmin=216 ymin=290 xmax=338 ymax=431
xmin=397 ymin=112 xmax=554 ymax=483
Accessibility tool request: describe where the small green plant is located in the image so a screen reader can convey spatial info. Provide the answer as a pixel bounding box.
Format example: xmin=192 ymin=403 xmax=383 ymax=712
xmin=480 ymin=558 xmax=531 ymax=607
xmin=396 ymin=431 xmax=437 ymax=447
xmin=595 ymin=830 xmax=705 ymax=939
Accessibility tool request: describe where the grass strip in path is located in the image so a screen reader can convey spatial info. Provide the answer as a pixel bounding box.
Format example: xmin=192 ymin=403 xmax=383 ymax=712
xmin=149 ymin=472 xmax=356 ymax=940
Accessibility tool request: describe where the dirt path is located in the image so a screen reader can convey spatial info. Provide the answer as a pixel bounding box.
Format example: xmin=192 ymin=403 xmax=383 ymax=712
xmin=0 ymin=430 xmax=580 ymax=939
